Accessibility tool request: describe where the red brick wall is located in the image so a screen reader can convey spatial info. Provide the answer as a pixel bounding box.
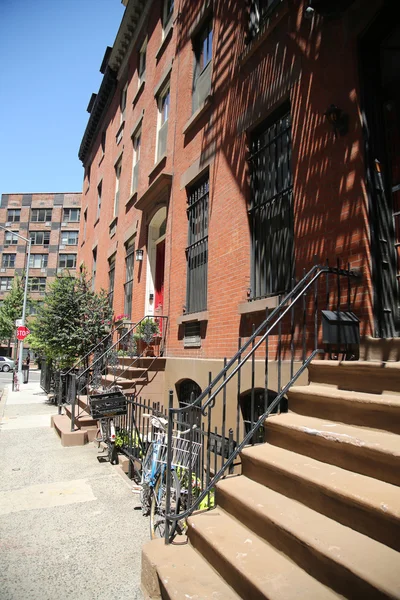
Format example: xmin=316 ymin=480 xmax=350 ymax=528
xmin=78 ymin=0 xmax=383 ymax=362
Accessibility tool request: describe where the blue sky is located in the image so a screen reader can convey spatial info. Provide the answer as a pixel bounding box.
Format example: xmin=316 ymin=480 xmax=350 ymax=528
xmin=0 ymin=0 xmax=125 ymax=195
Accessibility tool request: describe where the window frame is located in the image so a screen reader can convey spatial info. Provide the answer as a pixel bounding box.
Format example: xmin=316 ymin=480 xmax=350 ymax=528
xmin=60 ymin=230 xmax=79 ymax=246
xmin=124 ymin=239 xmax=135 ymax=318
xmin=97 ymin=180 xmax=102 ymax=221
xmin=31 ymin=208 xmax=52 ymax=223
xmin=29 ymin=254 xmax=48 ymax=269
xmin=4 ymin=231 xmax=19 ymax=246
xmin=7 ymin=209 xmax=21 ymax=223
xmin=0 ymin=277 xmax=13 ymax=292
xmin=131 ymin=129 xmax=141 ymax=194
xmin=28 ymin=277 xmax=46 ymax=293
xmin=156 ymin=83 xmax=170 ymax=162
xmin=63 ymin=208 xmax=81 ymax=223
xmin=2 ymin=254 xmax=16 ymax=268
xmin=185 ymin=174 xmax=209 ymax=314
xmin=29 ymin=231 xmax=50 ymax=246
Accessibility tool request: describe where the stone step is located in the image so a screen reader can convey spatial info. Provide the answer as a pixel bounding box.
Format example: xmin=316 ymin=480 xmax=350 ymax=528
xmin=288 ymin=384 xmax=400 ymax=434
xmin=141 ymin=538 xmax=240 ymax=600
xmin=101 ymin=374 xmax=147 ymax=389
xmin=216 ymin=475 xmax=400 ymax=599
xmin=106 ymin=366 xmax=148 ymax=379
xmin=241 ymin=443 xmax=400 ymax=552
xmin=51 ymin=414 xmax=87 ymax=447
xmin=188 ymin=508 xmax=341 ymax=600
xmin=64 ymin=404 xmax=97 ymax=428
xmin=264 ymin=412 xmax=400 ymax=486
xmin=308 ymin=360 xmax=400 ymax=395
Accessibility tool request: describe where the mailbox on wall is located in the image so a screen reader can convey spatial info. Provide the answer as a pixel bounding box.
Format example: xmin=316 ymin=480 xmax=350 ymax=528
xmin=321 ymin=310 xmax=360 ymax=346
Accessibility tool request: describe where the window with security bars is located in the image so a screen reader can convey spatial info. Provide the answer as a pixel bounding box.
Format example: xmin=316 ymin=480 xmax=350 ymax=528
xmin=124 ymin=239 xmax=135 ymax=318
xmin=108 ymin=254 xmax=116 ymax=308
xmin=248 ymin=104 xmax=294 ymax=299
xmin=185 ymin=175 xmax=209 ymax=313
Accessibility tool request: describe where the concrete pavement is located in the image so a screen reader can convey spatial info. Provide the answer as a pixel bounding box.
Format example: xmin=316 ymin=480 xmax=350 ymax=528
xmin=0 ymin=377 xmax=148 ymax=600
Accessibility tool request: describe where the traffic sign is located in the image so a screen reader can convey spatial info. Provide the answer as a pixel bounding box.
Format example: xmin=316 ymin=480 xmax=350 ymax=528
xmin=16 ymin=326 xmax=31 ymax=341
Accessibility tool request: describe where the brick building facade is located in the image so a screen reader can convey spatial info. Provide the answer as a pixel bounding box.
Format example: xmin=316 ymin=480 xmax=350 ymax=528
xmin=0 ymin=192 xmax=82 ymax=346
xmin=78 ymin=0 xmax=398 ymax=405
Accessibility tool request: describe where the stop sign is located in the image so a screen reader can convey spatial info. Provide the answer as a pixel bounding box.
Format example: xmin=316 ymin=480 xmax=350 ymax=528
xmin=16 ymin=326 xmax=30 ymax=341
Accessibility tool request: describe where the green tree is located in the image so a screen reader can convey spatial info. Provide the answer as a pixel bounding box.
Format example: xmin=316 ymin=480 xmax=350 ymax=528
xmin=28 ymin=270 xmax=113 ymax=368
xmin=0 ymin=276 xmax=28 ymax=354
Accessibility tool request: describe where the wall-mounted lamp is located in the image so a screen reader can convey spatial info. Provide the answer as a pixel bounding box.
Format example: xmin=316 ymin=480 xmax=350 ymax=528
xmin=324 ymin=104 xmax=349 ymax=137
xmin=135 ymin=248 xmax=144 ymax=261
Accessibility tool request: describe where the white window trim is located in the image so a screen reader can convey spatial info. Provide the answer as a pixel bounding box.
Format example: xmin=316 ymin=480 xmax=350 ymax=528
xmin=138 ymin=37 xmax=147 ymax=87
xmin=155 ymin=82 xmax=170 ymax=162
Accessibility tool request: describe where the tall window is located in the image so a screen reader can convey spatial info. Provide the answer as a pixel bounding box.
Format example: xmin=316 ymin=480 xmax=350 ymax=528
xmin=248 ymin=105 xmax=293 ymax=299
xmin=162 ymin=0 xmax=174 ymax=31
xmin=248 ymin=0 xmax=280 ymax=40
xmin=4 ymin=231 xmax=18 ymax=245
xmin=120 ymin=83 xmax=128 ymax=123
xmin=101 ymin=130 xmax=106 ymax=154
xmin=92 ymin=248 xmax=97 ymax=290
xmin=29 ymin=231 xmax=50 ymax=246
xmin=108 ymin=254 xmax=116 ymax=308
xmin=2 ymin=254 xmax=16 ymax=268
xmin=156 ymin=84 xmax=170 ymax=161
xmin=186 ymin=175 xmax=209 ymax=313
xmin=83 ymin=209 xmax=87 ymax=241
xmin=58 ymin=254 xmax=77 ymax=269
xmin=61 ymin=230 xmax=79 ymax=246
xmin=97 ymin=181 xmax=102 ymax=220
xmin=138 ymin=38 xmax=147 ymax=86
xmin=29 ymin=254 xmax=48 ymax=269
xmin=63 ymin=208 xmax=80 ymax=222
xmin=114 ymin=159 xmax=122 ymax=217
xmin=31 ymin=208 xmax=52 ymax=222
xmin=124 ymin=239 xmax=135 ymax=318
xmin=192 ymin=19 xmax=213 ymax=113
xmin=7 ymin=209 xmax=20 ymax=223
xmin=131 ymin=130 xmax=141 ymax=194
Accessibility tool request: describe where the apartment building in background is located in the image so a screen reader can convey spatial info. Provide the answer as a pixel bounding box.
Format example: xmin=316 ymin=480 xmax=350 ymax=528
xmin=0 ymin=192 xmax=82 ymax=322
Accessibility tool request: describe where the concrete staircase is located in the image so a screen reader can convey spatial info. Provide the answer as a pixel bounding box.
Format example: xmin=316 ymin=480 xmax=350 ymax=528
xmin=142 ymin=359 xmax=400 ymax=599
xmin=51 ymin=395 xmax=97 ymax=446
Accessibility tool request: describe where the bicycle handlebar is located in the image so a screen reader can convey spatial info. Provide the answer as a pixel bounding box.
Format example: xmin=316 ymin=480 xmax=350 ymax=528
xmin=142 ymin=413 xmax=197 ymax=437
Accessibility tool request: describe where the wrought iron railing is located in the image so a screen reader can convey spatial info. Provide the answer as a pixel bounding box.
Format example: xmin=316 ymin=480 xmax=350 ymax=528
xmin=163 ymin=261 xmax=361 ymax=542
xmin=65 ymin=315 xmax=168 ymax=432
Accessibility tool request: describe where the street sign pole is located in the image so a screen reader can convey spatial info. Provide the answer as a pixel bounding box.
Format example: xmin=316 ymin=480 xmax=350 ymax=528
xmin=0 ymin=224 xmax=31 ymax=386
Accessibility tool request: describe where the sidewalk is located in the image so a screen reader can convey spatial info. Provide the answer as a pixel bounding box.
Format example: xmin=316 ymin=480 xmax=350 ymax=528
xmin=0 ymin=379 xmax=147 ymax=600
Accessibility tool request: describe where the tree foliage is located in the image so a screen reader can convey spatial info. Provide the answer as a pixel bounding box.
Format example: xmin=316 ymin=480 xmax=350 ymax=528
xmin=0 ymin=276 xmax=27 ymax=346
xmin=28 ymin=271 xmax=113 ymax=368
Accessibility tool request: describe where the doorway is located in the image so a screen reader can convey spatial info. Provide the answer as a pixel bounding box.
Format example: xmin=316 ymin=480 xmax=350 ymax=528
xmin=360 ymin=9 xmax=400 ymax=337
xmin=145 ymin=208 xmax=167 ymax=317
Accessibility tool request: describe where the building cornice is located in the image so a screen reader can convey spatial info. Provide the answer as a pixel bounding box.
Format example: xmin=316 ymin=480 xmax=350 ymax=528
xmin=78 ymin=0 xmax=148 ymax=165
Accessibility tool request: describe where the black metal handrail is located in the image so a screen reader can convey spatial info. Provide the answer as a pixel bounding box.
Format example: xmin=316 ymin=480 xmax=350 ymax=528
xmin=67 ymin=315 xmax=168 ymax=431
xmin=164 ymin=262 xmax=361 ymax=542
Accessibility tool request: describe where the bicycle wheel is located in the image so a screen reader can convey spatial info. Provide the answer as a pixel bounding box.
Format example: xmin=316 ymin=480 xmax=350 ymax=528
xmin=140 ymin=443 xmax=154 ymax=515
xmin=150 ymin=469 xmax=181 ymax=541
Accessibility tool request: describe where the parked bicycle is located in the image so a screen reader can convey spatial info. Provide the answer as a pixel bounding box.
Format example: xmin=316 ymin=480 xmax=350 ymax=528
xmin=89 ymin=386 xmax=128 ymax=467
xmin=94 ymin=416 xmax=119 ymax=465
xmin=134 ymin=414 xmax=201 ymax=540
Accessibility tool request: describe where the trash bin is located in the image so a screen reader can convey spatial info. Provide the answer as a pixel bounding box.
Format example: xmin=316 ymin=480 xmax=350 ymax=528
xmin=22 ymin=363 xmax=29 ymax=384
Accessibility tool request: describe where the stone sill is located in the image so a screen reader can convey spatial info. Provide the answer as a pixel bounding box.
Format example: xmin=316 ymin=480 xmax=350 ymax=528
xmin=238 ymin=296 xmax=279 ymax=315
xmin=177 ymin=310 xmax=209 ymax=325
xmin=183 ymin=96 xmax=212 ymax=135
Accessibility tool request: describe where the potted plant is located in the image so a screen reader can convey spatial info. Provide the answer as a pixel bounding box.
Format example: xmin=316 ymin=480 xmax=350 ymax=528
xmin=136 ymin=318 xmax=160 ymax=357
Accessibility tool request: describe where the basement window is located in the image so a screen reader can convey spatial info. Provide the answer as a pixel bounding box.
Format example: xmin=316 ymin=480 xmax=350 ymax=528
xmin=184 ymin=321 xmax=201 ymax=348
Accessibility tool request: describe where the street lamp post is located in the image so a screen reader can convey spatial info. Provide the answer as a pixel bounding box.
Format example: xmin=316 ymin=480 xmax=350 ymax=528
xmin=0 ymin=224 xmax=31 ymax=385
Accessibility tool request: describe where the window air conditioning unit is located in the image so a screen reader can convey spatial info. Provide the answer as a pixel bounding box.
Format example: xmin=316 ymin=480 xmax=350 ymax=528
xmin=61 ymin=222 xmax=67 ymax=227
xmin=59 ymin=244 xmax=66 ymax=249
xmin=41 ymin=268 xmax=46 ymax=273
xmin=45 ymin=222 xmax=51 ymax=227
xmin=5 ymin=222 xmax=11 ymax=226
xmin=0 ymin=268 xmax=6 ymax=273
xmin=57 ymin=268 xmax=63 ymax=273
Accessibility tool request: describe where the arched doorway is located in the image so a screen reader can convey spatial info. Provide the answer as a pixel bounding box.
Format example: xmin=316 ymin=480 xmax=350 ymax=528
xmin=146 ymin=207 xmax=166 ymax=318
xmin=176 ymin=379 xmax=202 ymax=429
